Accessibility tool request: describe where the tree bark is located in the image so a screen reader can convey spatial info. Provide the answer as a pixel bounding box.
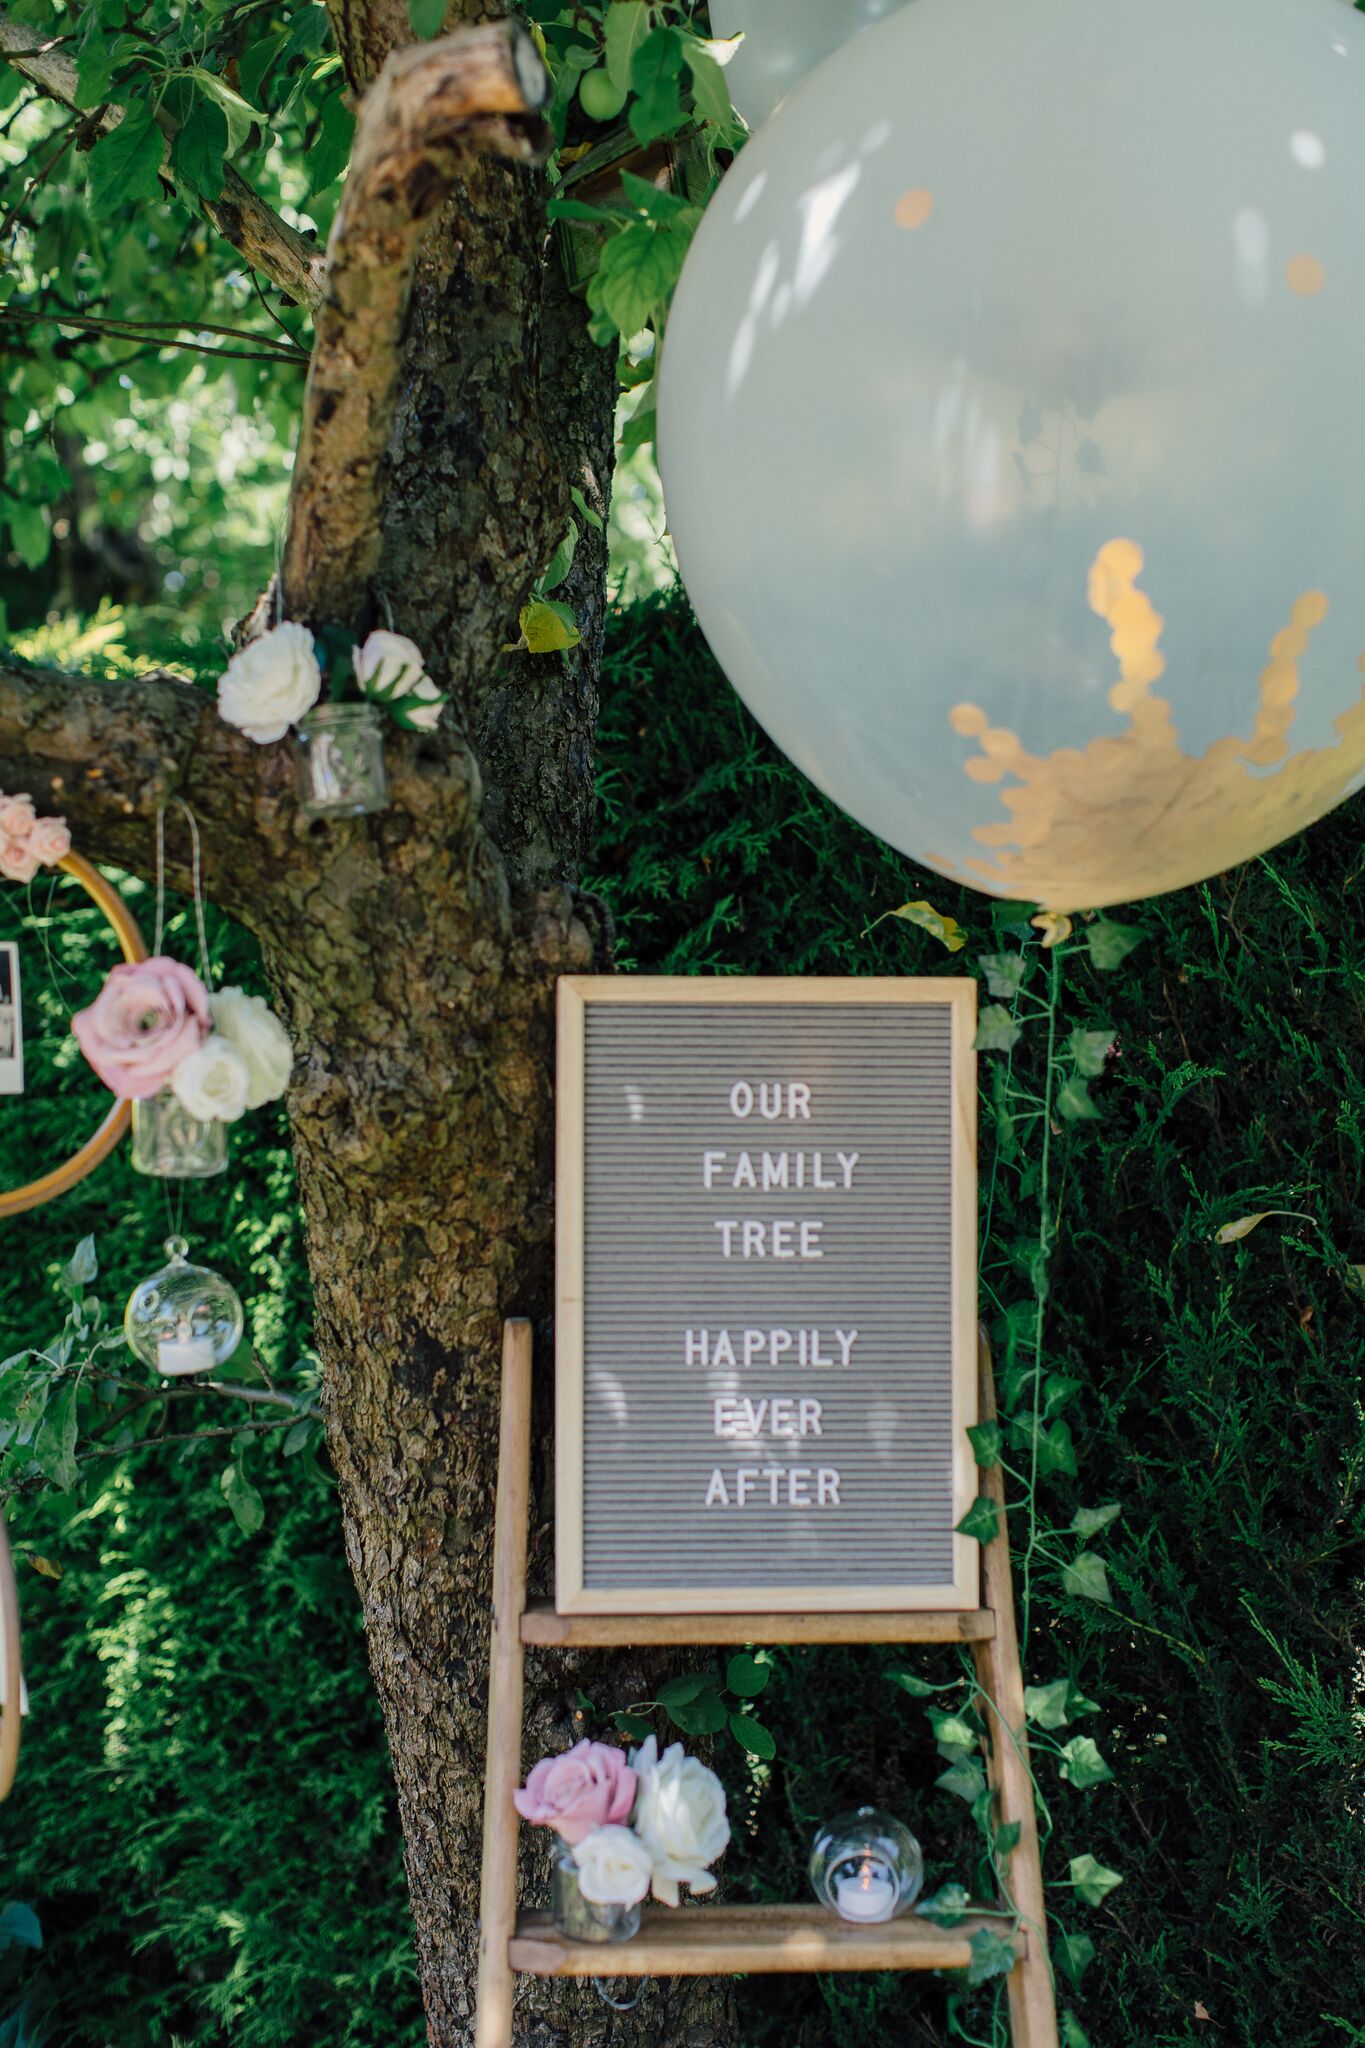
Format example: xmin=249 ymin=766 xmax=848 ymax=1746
xmin=2 ymin=8 xmax=736 ymax=2045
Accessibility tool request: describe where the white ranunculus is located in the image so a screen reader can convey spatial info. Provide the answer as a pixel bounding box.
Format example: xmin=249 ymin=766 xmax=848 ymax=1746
xmin=354 ymin=630 xmax=428 ymax=699
xmin=571 ymin=1825 xmax=654 ymax=1908
xmin=170 ymin=1033 xmax=251 ymax=1123
xmin=217 ymin=622 xmax=322 ymax=744
xmin=629 ymin=1737 xmax=730 ymax=1907
xmin=211 ymin=986 xmax=293 ymax=1109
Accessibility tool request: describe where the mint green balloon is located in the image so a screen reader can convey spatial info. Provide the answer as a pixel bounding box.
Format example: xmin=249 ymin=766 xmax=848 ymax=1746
xmin=708 ymin=0 xmax=911 ymax=131
xmin=658 ymin=0 xmax=1365 ymax=911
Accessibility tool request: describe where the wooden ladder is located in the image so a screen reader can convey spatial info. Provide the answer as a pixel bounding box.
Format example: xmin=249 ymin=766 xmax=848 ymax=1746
xmin=473 ymin=1321 xmax=1059 ymax=2048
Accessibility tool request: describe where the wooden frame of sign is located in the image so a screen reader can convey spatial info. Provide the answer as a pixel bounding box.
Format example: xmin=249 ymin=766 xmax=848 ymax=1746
xmin=554 ymin=976 xmax=979 ymax=1615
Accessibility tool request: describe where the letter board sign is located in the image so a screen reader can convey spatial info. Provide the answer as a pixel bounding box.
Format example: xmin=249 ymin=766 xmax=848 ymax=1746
xmin=555 ymin=978 xmax=978 ymax=1614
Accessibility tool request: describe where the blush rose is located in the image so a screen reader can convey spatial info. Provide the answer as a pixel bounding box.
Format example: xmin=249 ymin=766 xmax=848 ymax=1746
xmin=513 ymin=1740 xmax=637 ymax=1845
xmin=72 ymin=957 xmax=212 ymax=1099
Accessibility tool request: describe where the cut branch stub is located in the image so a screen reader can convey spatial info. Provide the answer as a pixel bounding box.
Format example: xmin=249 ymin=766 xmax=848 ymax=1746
xmin=279 ymin=21 xmax=550 ymax=632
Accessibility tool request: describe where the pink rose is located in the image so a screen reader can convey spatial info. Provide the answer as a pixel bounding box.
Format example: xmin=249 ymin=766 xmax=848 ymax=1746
xmin=0 ymin=837 xmax=39 ymax=884
xmin=0 ymin=796 xmax=36 ymax=839
xmin=72 ymin=956 xmax=211 ymax=1099
xmin=29 ymin=817 xmax=71 ymax=866
xmin=514 ymin=1741 xmax=637 ymax=1845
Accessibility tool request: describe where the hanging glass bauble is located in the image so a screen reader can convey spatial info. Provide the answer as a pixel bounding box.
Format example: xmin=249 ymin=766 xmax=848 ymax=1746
xmin=124 ymin=1237 xmax=244 ymax=1377
xmin=708 ymin=0 xmax=911 ymax=131
xmin=809 ymin=1806 xmax=923 ymax=1922
xmin=658 ymin=0 xmax=1365 ymax=911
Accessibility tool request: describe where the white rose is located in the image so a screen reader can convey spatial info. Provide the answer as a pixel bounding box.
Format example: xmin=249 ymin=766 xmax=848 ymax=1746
xmin=211 ymin=986 xmax=293 ymax=1109
xmin=217 ymin=623 xmax=322 ymax=744
xmin=170 ymin=1033 xmax=251 ymax=1123
xmin=629 ymin=1737 xmax=730 ymax=1907
xmin=354 ymin=631 xmax=446 ymax=731
xmin=571 ymin=1825 xmax=653 ymax=1908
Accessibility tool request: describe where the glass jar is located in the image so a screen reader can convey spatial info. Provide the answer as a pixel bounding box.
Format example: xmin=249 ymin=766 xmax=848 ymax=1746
xmin=549 ymin=1844 xmax=642 ymax=1945
xmin=809 ymin=1806 xmax=924 ymax=1923
xmin=292 ymin=703 xmax=389 ymax=819
xmin=130 ymin=1088 xmax=227 ymax=1179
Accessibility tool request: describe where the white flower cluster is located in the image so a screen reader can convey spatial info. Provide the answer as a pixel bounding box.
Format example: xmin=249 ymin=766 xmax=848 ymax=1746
xmin=216 ymin=624 xmax=447 ymax=744
xmin=171 ymin=986 xmax=294 ymax=1126
xmin=573 ymin=1738 xmax=731 ymax=1909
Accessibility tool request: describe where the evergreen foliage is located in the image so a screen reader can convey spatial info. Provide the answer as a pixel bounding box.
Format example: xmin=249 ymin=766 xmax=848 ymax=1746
xmin=1 ymin=587 xmax=1362 ymax=2043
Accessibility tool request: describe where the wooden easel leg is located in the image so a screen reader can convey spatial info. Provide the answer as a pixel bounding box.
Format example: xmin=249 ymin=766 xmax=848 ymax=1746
xmin=972 ymin=1331 xmax=1060 ymax=2048
xmin=474 ymin=1320 xmax=534 ymax=2048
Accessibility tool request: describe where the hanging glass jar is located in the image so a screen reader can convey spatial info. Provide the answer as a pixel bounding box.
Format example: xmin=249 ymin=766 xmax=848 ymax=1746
xmin=292 ymin=703 xmax=390 ymax=820
xmin=809 ymin=1806 xmax=924 ymax=1923
xmin=130 ymin=1088 xmax=227 ymax=1180
xmin=124 ymin=1237 xmax=245 ymax=1377
xmin=549 ymin=1844 xmax=642 ymax=1945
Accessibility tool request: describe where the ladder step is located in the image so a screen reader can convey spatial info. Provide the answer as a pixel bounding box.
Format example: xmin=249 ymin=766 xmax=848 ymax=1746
xmin=520 ymin=1602 xmax=996 ymax=1647
xmin=509 ymin=1903 xmax=1024 ymax=1977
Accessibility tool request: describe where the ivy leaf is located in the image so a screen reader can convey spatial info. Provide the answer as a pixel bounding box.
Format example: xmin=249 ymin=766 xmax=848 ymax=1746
xmin=726 ymin=1652 xmax=769 ymax=1698
xmin=408 ymin=0 xmax=447 ymax=40
xmin=966 ymin=1924 xmax=1018 ymax=1988
xmin=936 ymin=1759 xmax=988 ymax=1804
xmin=172 ymin=101 xmax=228 ymax=202
xmin=995 ymin=1819 xmax=1022 ymax=1857
xmin=1062 ymin=1552 xmax=1112 ymax=1605
xmin=613 ymin=1711 xmax=653 ymax=1740
xmin=87 ymin=104 xmax=164 ymax=219
xmin=728 ymin=1712 xmax=776 ymax=1759
xmin=967 ymin=1419 xmax=1001 ymax=1468
xmin=628 ymin=26 xmax=685 ymax=146
xmin=1071 ymin=1502 xmax=1122 ymax=1539
xmin=1055 ymin=1931 xmax=1096 ymax=1986
xmin=929 ymin=1711 xmax=979 ymax=1761
xmin=1058 ymin=1738 xmax=1114 ymax=1791
xmin=187 ymin=69 xmax=265 ymax=156
xmin=978 ymin=951 xmax=1028 ymax=998
xmin=955 ymin=1495 xmax=999 ymax=1546
xmin=309 ymin=89 xmax=354 ymax=196
xmin=885 ymin=899 xmax=966 ymax=953
xmin=917 ymin=1882 xmax=972 ymax=1925
xmin=60 ymin=1236 xmax=99 ymax=1298
xmin=1043 ymin=1373 xmax=1083 ymax=1418
xmin=1069 ymin=1852 xmax=1123 ymax=1905
xmin=1023 ymin=1679 xmax=1074 ymax=1730
xmin=1086 ymin=920 xmax=1146 ymax=971
xmin=884 ymin=1669 xmax=936 ymax=1698
xmin=1061 ymin=2013 xmax=1094 ymax=2048
xmin=657 ymin=1673 xmax=710 ymax=1709
xmin=604 ymin=1 xmax=650 ymax=93
xmin=221 ymin=1461 xmax=265 ymax=1536
xmin=0 ymin=1903 xmax=41 ymax=1951
xmin=1068 ymin=1027 xmax=1115 ymax=1078
xmin=1057 ymin=1077 xmax=1102 ymax=1122
xmin=519 ymin=599 xmax=581 ymax=653
xmin=975 ymin=1004 xmax=1023 ymax=1055
xmin=588 ymin=218 xmax=692 ymax=336
xmin=1036 ymin=1421 xmax=1078 ymax=1479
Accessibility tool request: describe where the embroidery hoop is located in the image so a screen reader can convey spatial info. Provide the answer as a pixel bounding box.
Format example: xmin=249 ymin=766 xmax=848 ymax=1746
xmin=0 ymin=852 xmax=148 ymax=1219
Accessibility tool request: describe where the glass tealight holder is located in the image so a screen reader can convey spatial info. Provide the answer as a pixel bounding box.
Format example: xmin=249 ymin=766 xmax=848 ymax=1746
xmin=130 ymin=1088 xmax=227 ymax=1179
xmin=293 ymin=703 xmax=389 ymax=819
xmin=549 ymin=1844 xmax=642 ymax=1945
xmin=809 ymin=1806 xmax=924 ymax=1924
xmin=124 ymin=1238 xmax=245 ymax=1378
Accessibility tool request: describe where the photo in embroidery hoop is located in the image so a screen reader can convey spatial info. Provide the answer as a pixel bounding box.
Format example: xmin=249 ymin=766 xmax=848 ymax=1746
xmin=0 ymin=852 xmax=147 ymax=1219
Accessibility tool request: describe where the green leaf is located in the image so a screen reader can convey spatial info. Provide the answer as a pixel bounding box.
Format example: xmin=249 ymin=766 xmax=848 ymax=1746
xmin=967 ymin=1419 xmax=1001 ymax=1468
xmin=309 ymin=89 xmax=354 ymax=196
xmin=1057 ymin=1077 xmax=1102 ymax=1122
xmin=282 ymin=1420 xmax=313 ymax=1457
xmin=1061 ymin=2013 xmax=1094 ymax=2048
xmin=589 ymin=218 xmax=691 ymax=337
xmin=978 ymin=951 xmax=1029 ymax=999
xmin=726 ymin=1652 xmax=769 ymax=1698
xmin=955 ymin=1495 xmax=1000 ymax=1546
xmin=613 ymin=1711 xmax=653 ymax=1740
xmin=574 ymin=1689 xmax=595 ymax=1715
xmin=884 ymin=1669 xmax=936 ymax=1698
xmin=1023 ymin=1679 xmax=1074 ymax=1731
xmin=668 ymin=1690 xmax=728 ymax=1736
xmin=0 ymin=1903 xmax=41 ymax=1952
xmin=172 ymin=101 xmax=228 ymax=202
xmin=519 ymin=599 xmax=581 ymax=653
xmin=728 ymin=1712 xmax=776 ymax=1759
xmin=238 ymin=32 xmax=289 ymax=107
xmin=408 ymin=0 xmax=447 ymax=39
xmin=1043 ymin=1373 xmax=1083 ymax=1418
xmin=1062 ymin=1552 xmax=1112 ymax=1605
xmin=994 ymin=1819 xmax=1022 ymax=1857
xmin=539 ymin=521 xmax=578 ymax=595
xmin=966 ymin=1924 xmax=1018 ymax=1988
xmin=1058 ymin=1738 xmax=1114 ymax=1792
xmin=936 ymin=1759 xmax=988 ymax=1804
xmin=1036 ymin=1420 xmax=1078 ymax=1479
xmin=917 ymin=1882 xmax=971 ymax=1925
xmin=35 ymin=1384 xmax=79 ymax=1493
xmin=221 ymin=1461 xmax=265 ymax=1536
xmin=1068 ymin=1027 xmax=1115 ymax=1077
xmin=1071 ymin=1502 xmax=1122 ymax=1540
xmin=87 ymin=103 xmax=164 ymax=219
xmin=1054 ymin=1931 xmax=1096 ymax=1987
xmin=656 ymin=1673 xmax=710 ymax=1709
xmin=619 ymin=168 xmax=692 ymax=222
xmin=187 ymin=68 xmax=265 ymax=156
xmin=6 ymin=500 xmax=49 ymax=571
xmin=628 ymin=26 xmax=684 ymax=146
xmin=75 ymin=35 xmax=117 ymax=110
xmin=570 ymin=485 xmax=603 ymax=532
xmin=60 ymin=1236 xmax=98 ymax=1297
xmin=683 ymin=39 xmax=738 ymax=136
xmin=886 ymin=899 xmax=967 ymax=953
xmin=975 ymin=1004 xmax=1023 ymax=1054
xmin=929 ymin=1711 xmax=979 ymax=1761
xmin=1068 ymin=1852 xmax=1123 ymax=1905
xmin=1086 ymin=920 xmax=1146 ymax=971
xmin=604 ymin=1 xmax=650 ymax=93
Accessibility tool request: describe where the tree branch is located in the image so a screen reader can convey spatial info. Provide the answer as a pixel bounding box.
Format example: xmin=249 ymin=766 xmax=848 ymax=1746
xmin=279 ymin=20 xmax=550 ymax=627
xmin=0 ymin=11 xmax=327 ymax=309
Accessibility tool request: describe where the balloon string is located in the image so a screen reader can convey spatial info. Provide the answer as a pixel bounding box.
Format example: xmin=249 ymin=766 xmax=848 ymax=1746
xmin=153 ymin=800 xmax=213 ymax=988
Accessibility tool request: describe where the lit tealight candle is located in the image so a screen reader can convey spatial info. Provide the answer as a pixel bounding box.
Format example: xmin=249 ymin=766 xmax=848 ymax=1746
xmin=834 ymin=1857 xmax=897 ymax=1923
xmin=157 ymin=1321 xmax=215 ymax=1376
